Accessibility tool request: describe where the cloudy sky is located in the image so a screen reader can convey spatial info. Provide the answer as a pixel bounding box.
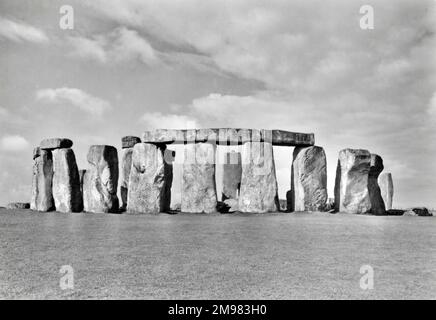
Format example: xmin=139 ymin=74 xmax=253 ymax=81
xmin=0 ymin=0 xmax=435 ymax=208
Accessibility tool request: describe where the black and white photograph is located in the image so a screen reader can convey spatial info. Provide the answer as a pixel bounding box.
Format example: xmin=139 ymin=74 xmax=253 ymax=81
xmin=0 ymin=0 xmax=435 ymax=305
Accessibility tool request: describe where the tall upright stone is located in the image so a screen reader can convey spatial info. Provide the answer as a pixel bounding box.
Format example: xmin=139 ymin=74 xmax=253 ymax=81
xmin=127 ymin=143 xmax=170 ymax=214
xmin=239 ymin=141 xmax=279 ymax=213
xmin=83 ymin=145 xmax=119 ymax=213
xmin=368 ymin=154 xmax=386 ymax=215
xmin=379 ymin=172 xmax=394 ymax=210
xmin=120 ymin=136 xmax=141 ymax=211
xmin=52 ymin=148 xmax=83 ymax=212
xmin=182 ymin=142 xmax=217 ymax=213
xmin=291 ymin=146 xmax=327 ymax=212
xmin=221 ymin=151 xmax=242 ymax=201
xmin=334 ymin=149 xmax=371 ymax=214
xmin=31 ymin=148 xmax=55 ymax=211
xmin=163 ymin=149 xmax=175 ymax=212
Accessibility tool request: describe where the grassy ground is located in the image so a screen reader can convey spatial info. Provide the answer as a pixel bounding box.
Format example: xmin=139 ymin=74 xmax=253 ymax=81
xmin=0 ymin=208 xmax=435 ymax=299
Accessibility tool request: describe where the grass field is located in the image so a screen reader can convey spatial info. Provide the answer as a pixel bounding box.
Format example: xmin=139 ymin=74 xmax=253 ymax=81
xmin=0 ymin=208 xmax=435 ymax=299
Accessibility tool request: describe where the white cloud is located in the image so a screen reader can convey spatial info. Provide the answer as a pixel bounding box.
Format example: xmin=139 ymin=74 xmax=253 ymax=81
xmin=36 ymin=87 xmax=111 ymax=116
xmin=0 ymin=135 xmax=29 ymax=152
xmin=67 ymin=27 xmax=158 ymax=65
xmin=139 ymin=112 xmax=197 ymax=129
xmin=0 ymin=17 xmax=49 ymax=44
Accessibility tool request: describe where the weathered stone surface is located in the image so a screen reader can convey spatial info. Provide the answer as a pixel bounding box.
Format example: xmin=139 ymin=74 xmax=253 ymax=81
xmin=403 ymin=207 xmax=432 ymax=217
xmin=291 ymin=146 xmax=327 ymax=212
xmin=52 ymin=148 xmax=83 ymax=213
xmin=127 ymin=143 xmax=170 ymax=214
xmin=368 ymin=154 xmax=386 ymax=215
xmin=221 ymin=152 xmax=242 ymax=201
xmin=83 ymin=145 xmax=119 ymax=213
xmin=379 ymin=172 xmax=394 ymax=210
xmin=40 ymin=138 xmax=73 ymax=150
xmin=182 ymin=143 xmax=217 ymax=213
xmin=142 ymin=128 xmax=314 ymax=146
xmin=122 ymin=136 xmax=141 ymax=149
xmin=31 ymin=149 xmax=54 ymax=212
xmin=334 ymin=149 xmax=371 ymax=214
xmin=238 ymin=141 xmax=279 ymax=213
xmin=7 ymin=202 xmax=30 ymax=209
xmin=120 ymin=148 xmax=134 ymax=211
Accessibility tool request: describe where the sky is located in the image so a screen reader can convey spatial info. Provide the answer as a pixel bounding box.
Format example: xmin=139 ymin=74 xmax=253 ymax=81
xmin=0 ymin=0 xmax=435 ymax=209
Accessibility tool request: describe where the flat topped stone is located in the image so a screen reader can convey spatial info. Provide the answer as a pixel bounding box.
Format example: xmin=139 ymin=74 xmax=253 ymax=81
xmin=40 ymin=138 xmax=73 ymax=150
xmin=142 ymin=129 xmax=314 ymax=146
xmin=122 ymin=136 xmax=141 ymax=149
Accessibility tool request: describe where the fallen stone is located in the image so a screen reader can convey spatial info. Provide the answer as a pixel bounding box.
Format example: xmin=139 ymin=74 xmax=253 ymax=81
xmin=386 ymin=209 xmax=405 ymax=216
xmin=52 ymin=148 xmax=83 ymax=213
xmin=238 ymin=140 xmax=279 ymax=213
xmin=142 ymin=128 xmax=315 ymax=146
xmin=40 ymin=138 xmax=73 ymax=150
xmin=127 ymin=143 xmax=170 ymax=214
xmin=403 ymin=207 xmax=432 ymax=217
xmin=368 ymin=154 xmax=386 ymax=215
xmin=7 ymin=202 xmax=30 ymax=210
xmin=31 ymin=149 xmax=55 ymax=212
xmin=217 ymin=198 xmax=239 ymax=213
xmin=182 ymin=143 xmax=217 ymax=213
xmin=379 ymin=172 xmax=394 ymax=210
xmin=291 ymin=146 xmax=328 ymax=212
xmin=334 ymin=149 xmax=371 ymax=214
xmin=221 ymin=151 xmax=242 ymax=201
xmin=83 ymin=145 xmax=119 ymax=213
xmin=325 ymin=198 xmax=335 ymax=212
xmin=122 ymin=136 xmax=141 ymax=149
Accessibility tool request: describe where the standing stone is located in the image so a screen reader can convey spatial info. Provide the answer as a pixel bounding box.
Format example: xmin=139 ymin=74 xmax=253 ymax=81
xmin=379 ymin=172 xmax=394 ymax=210
xmin=221 ymin=151 xmax=242 ymax=201
xmin=127 ymin=143 xmax=170 ymax=214
xmin=83 ymin=145 xmax=119 ymax=213
xmin=239 ymin=141 xmax=279 ymax=213
xmin=291 ymin=146 xmax=327 ymax=212
xmin=52 ymin=148 xmax=83 ymax=213
xmin=120 ymin=136 xmax=141 ymax=211
xmin=286 ymin=190 xmax=292 ymax=212
xmin=31 ymin=149 xmax=55 ymax=211
xmin=334 ymin=149 xmax=371 ymax=214
xmin=79 ymin=169 xmax=86 ymax=196
xmin=163 ymin=149 xmax=175 ymax=212
xmin=182 ymin=143 xmax=217 ymax=213
xmin=368 ymin=154 xmax=386 ymax=215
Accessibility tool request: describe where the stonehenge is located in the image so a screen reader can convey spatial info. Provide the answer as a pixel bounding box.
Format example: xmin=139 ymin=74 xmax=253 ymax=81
xmin=379 ymin=173 xmax=394 ymax=210
xmin=291 ymin=146 xmax=327 ymax=212
xmin=26 ymin=129 xmax=398 ymax=216
xmin=83 ymin=145 xmax=119 ymax=213
xmin=31 ymin=148 xmax=55 ymax=211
